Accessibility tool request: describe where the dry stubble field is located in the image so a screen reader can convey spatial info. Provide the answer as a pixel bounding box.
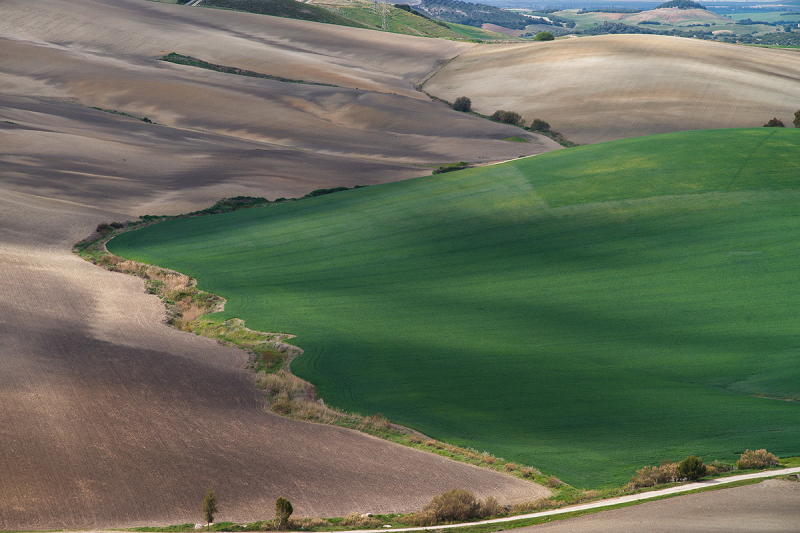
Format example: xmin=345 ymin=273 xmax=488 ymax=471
xmin=2 ymin=0 xmax=799 ymax=530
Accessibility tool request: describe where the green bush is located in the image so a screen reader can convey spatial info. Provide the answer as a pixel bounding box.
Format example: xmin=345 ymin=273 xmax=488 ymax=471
xmin=764 ymin=117 xmax=785 ymax=127
xmin=793 ymin=110 xmax=800 ymax=128
xmin=453 ymin=96 xmax=472 ymax=112
xmin=533 ymin=31 xmax=555 ymax=41
xmin=275 ymin=497 xmax=293 ymax=531
xmin=489 ymin=110 xmax=524 ymax=126
xmin=530 ymin=118 xmax=551 ymax=132
xmin=678 ymin=455 xmax=706 ymax=480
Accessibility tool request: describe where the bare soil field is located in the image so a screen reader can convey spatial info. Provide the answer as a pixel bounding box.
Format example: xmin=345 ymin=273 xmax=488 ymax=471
xmin=0 ymin=0 xmax=558 ymax=165
xmin=0 ymin=0 xmax=557 ymax=528
xmin=424 ymin=34 xmax=800 ymax=144
xmin=519 ymin=479 xmax=800 ymax=532
xmin=0 ymin=99 xmax=549 ymax=531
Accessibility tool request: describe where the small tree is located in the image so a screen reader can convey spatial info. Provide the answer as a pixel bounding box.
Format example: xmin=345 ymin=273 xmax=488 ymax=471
xmin=275 ymin=497 xmax=293 ymax=531
xmin=453 ymin=96 xmax=472 ymax=112
xmin=530 ymin=118 xmax=550 ymax=132
xmin=489 ymin=110 xmax=524 ymax=126
xmin=201 ymin=489 xmax=218 ymax=530
xmin=678 ymin=455 xmax=706 ymax=481
xmin=533 ymin=31 xmax=555 ymax=41
xmin=764 ymin=117 xmax=785 ymax=127
xmin=793 ymin=109 xmax=800 ymax=128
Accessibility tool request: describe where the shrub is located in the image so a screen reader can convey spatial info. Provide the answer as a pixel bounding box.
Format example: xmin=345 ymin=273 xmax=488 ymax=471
xmin=423 ymin=488 xmax=481 ymax=523
xmin=479 ymin=496 xmax=503 ymax=517
xmin=630 ymin=462 xmax=680 ymax=488
xmin=530 ymin=118 xmax=551 ymax=132
xmin=794 ymin=109 xmax=800 ymax=128
xmin=764 ymin=117 xmax=785 ymax=127
xmin=533 ymin=31 xmax=555 ymax=41
xmin=678 ymin=455 xmax=707 ymax=481
xmin=737 ymin=449 xmax=779 ymax=470
xmin=547 ymin=475 xmax=563 ymax=487
xmin=453 ymin=96 xmax=472 ymax=112
xmin=489 ymin=110 xmax=524 ymax=126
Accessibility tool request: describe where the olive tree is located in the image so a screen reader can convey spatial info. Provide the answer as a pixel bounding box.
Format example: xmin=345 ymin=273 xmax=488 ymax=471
xmin=275 ymin=497 xmax=293 ymax=531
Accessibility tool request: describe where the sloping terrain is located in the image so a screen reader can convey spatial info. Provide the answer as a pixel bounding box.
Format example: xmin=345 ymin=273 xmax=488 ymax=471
xmin=0 ymin=98 xmax=549 ymax=531
xmin=424 ymin=34 xmax=800 ymax=144
xmin=0 ymin=0 xmax=559 ymax=528
xmin=624 ymin=7 xmax=728 ymax=23
xmin=0 ymin=0 xmax=557 ymax=164
xmin=522 ymin=479 xmax=800 ymax=532
xmin=108 ymin=128 xmax=800 ymax=488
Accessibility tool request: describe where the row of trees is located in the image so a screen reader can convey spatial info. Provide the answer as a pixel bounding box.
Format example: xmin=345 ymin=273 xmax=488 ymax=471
xmin=451 ymin=97 xmax=552 ymax=132
xmin=201 ymin=491 xmax=293 ymax=530
xmin=764 ymin=110 xmax=800 ymax=127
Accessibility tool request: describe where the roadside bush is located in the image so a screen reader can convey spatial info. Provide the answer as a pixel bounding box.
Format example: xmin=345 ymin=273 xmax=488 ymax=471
xmin=489 ymin=110 xmax=524 ymax=126
xmin=533 ymin=31 xmax=555 ymax=41
xmin=510 ymin=498 xmax=555 ymax=513
xmin=630 ymin=461 xmax=680 ymax=488
xmin=424 ymin=488 xmax=481 ymax=522
xmin=530 ymin=118 xmax=551 ymax=131
xmin=737 ymin=449 xmax=779 ymax=470
xmin=453 ymin=96 xmax=472 ymax=112
xmin=547 ymin=475 xmax=563 ymax=487
xmin=404 ymin=489 xmax=504 ymax=525
xmin=678 ymin=455 xmax=706 ymax=481
xmin=479 ymin=496 xmax=503 ymax=517
xmin=794 ymin=109 xmax=800 ymax=128
xmin=764 ymin=117 xmax=785 ymax=127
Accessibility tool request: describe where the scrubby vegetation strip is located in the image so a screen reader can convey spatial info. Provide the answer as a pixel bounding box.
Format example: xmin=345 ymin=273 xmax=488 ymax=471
xmin=160 ymin=53 xmax=340 ymax=87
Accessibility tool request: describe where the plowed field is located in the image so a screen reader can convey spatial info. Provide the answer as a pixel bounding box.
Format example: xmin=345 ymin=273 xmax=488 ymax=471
xmin=0 ymin=0 xmax=555 ymax=528
xmin=424 ymin=34 xmax=800 ymax=144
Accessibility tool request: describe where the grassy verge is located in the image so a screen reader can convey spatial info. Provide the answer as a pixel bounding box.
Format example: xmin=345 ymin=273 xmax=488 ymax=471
xmin=160 ymin=53 xmax=339 ymax=87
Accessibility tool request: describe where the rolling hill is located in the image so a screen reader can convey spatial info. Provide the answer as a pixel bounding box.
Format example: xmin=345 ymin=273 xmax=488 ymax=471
xmin=423 ymin=34 xmax=800 ymax=144
xmin=109 ymin=128 xmax=800 ymax=487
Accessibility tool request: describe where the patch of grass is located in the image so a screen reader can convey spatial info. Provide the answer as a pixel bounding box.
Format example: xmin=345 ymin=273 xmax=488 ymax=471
xmin=160 ymin=53 xmax=339 ymax=87
xmin=108 ymin=129 xmax=800 ymax=488
xmin=502 ymin=136 xmax=529 ymax=142
xmin=201 ymin=0 xmax=368 ymax=28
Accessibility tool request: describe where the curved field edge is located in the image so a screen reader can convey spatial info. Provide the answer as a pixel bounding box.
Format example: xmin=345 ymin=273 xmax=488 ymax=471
xmin=106 ymin=128 xmax=800 ymax=487
xmin=76 ymin=202 xmax=557 ymax=490
xmin=124 ymin=466 xmax=800 ymax=531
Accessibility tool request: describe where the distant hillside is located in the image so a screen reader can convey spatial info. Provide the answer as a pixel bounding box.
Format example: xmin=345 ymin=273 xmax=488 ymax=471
xmin=413 ymin=0 xmax=532 ymax=29
xmin=202 ymin=0 xmax=368 ymax=27
xmin=656 ymin=0 xmax=706 ymax=9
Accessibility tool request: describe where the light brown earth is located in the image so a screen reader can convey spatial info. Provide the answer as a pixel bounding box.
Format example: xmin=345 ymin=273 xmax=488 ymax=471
xmin=624 ymin=7 xmax=729 ymax=24
xmin=0 ymin=0 xmax=557 ymax=529
xmin=517 ymin=479 xmax=800 ymax=532
xmin=424 ymin=34 xmax=800 ymax=144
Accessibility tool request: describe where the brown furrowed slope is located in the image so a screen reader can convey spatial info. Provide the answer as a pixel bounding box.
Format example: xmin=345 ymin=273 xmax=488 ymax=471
xmin=424 ymin=34 xmax=800 ymax=144
xmin=0 ymin=0 xmax=556 ymax=527
xmin=0 ymin=97 xmax=549 ymax=531
xmin=0 ymin=0 xmax=559 ymax=164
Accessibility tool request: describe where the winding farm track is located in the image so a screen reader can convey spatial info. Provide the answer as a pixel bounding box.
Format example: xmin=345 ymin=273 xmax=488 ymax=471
xmin=0 ymin=0 xmax=556 ymax=529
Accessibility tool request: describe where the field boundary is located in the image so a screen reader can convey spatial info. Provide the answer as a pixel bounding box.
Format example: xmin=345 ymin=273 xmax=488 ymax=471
xmin=330 ymin=467 xmax=800 ymax=533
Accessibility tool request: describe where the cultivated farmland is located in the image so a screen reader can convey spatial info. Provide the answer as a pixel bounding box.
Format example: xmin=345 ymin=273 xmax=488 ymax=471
xmin=423 ymin=34 xmax=800 ymax=144
xmin=109 ymin=128 xmax=800 ymax=488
